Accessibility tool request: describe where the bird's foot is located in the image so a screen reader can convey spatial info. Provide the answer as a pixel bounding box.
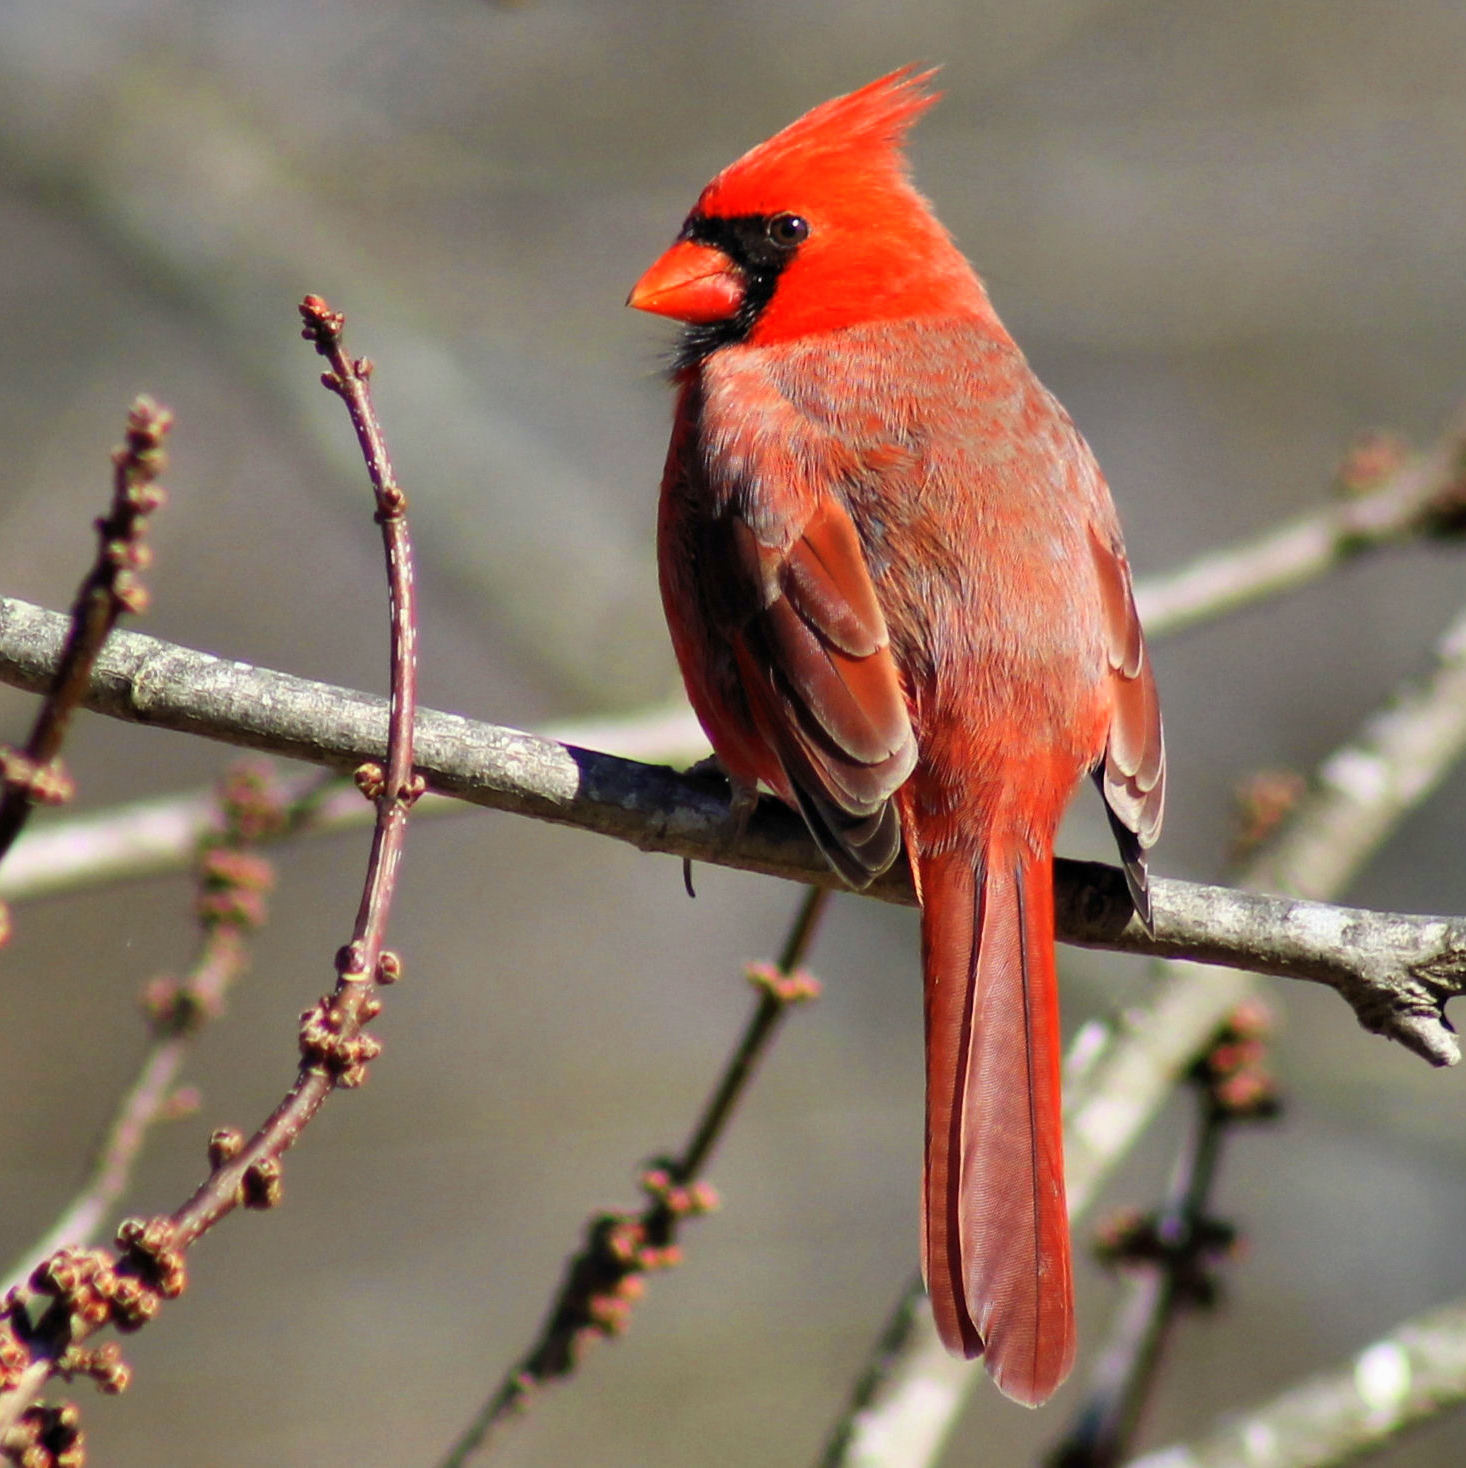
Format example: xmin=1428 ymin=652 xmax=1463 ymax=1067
xmin=680 ymin=755 xmax=760 ymax=897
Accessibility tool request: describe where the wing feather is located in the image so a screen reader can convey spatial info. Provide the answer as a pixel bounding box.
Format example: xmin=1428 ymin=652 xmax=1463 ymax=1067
xmin=1089 ymin=525 xmax=1165 ymax=924
xmin=720 ymin=492 xmax=916 ymax=885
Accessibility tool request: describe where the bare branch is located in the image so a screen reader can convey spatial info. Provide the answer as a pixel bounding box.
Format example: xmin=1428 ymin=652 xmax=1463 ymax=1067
xmin=1 ymin=595 xmax=1461 ymax=1064
xmin=440 ymin=887 xmax=829 ymax=1465
xmin=0 ymin=703 xmax=706 ymax=905
xmin=0 ymin=397 xmax=170 ymax=866
xmin=1134 ymin=413 xmax=1466 ymax=636
xmin=1 ymin=765 xmax=287 ymax=1296
xmin=0 ymin=298 xmax=421 ymax=1442
xmin=1124 ymin=1297 xmax=1466 ymax=1468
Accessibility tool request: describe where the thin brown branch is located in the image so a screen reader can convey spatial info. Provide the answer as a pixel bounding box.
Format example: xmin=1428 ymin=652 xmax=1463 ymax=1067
xmin=823 ymin=592 xmax=1466 ymax=1467
xmin=1 ymin=765 xmax=287 ymax=1296
xmin=161 ymin=293 xmax=424 ymax=1248
xmin=438 ymin=887 xmax=830 ymax=1467
xmin=0 ymin=397 xmax=170 ymax=868
xmin=2 ymin=594 xmax=1461 ymax=1064
xmin=0 ymin=298 xmax=420 ymax=1447
xmin=1123 ymin=1297 xmax=1466 ymax=1468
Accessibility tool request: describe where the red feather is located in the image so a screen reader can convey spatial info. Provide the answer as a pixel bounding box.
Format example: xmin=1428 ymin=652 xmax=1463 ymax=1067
xmin=632 ymin=68 xmax=1165 ymax=1406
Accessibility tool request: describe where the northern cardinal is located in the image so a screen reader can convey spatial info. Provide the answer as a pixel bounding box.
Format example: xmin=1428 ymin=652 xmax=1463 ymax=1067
xmin=628 ymin=68 xmax=1163 ymax=1406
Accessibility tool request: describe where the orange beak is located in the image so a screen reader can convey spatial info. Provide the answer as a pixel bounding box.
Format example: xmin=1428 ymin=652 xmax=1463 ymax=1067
xmin=627 ymin=240 xmax=745 ymax=324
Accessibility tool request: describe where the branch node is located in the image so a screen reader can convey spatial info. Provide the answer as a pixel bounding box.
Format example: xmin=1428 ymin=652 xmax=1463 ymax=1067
xmin=640 ymin=1166 xmax=720 ymax=1220
xmin=114 ymin=1218 xmax=185 ymax=1300
xmin=237 ymin=1159 xmax=283 ymax=1211
xmin=298 ymin=996 xmax=383 ymax=1085
xmin=334 ymin=942 xmax=370 ymax=981
xmin=139 ymin=975 xmax=206 ymax=1036
xmin=353 ymin=762 xmax=386 ymax=801
xmin=374 ymin=485 xmax=408 ymax=520
xmin=28 ymin=1250 xmax=119 ymax=1332
xmin=207 ymin=1128 xmax=245 ymax=1169
xmin=1229 ymin=769 xmax=1306 ymax=864
xmin=0 ymin=1323 xmax=31 ymax=1393
xmin=1092 ymin=1207 xmax=1238 ymax=1310
xmin=1 ymin=1400 xmax=84 ymax=1468
xmin=195 ymin=847 xmax=275 ymax=930
xmin=217 ymin=762 xmax=290 ymax=840
xmin=298 ymin=294 xmax=345 ymax=346
xmin=56 ymin=1340 xmax=129 ymax=1397
xmin=745 ymin=959 xmax=821 ymax=1004
xmin=1190 ymin=1001 xmax=1284 ymax=1121
xmin=0 ymin=750 xmax=74 ymax=809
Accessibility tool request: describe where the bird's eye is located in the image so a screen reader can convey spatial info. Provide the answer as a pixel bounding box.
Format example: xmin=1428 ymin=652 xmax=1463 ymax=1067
xmin=766 ymin=213 xmax=809 ymax=247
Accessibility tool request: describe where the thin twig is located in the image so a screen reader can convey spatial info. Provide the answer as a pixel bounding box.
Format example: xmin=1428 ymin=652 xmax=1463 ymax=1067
xmin=0 ymin=595 xmax=1462 ymax=1062
xmin=1051 ymin=1005 xmax=1279 ymax=1468
xmin=0 ymin=397 xmax=170 ymax=867
xmin=1 ymin=765 xmax=288 ymax=1298
xmin=0 ymin=297 xmax=420 ymax=1448
xmin=1133 ymin=412 xmax=1466 ymax=636
xmin=816 ymin=1278 xmax=929 ymax=1468
xmin=823 ymin=592 xmax=1466 ymax=1468
xmin=438 ymin=886 xmax=830 ymax=1467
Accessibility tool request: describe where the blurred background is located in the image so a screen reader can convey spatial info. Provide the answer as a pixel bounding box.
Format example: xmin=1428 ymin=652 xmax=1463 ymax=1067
xmin=2 ymin=2 xmax=1465 ymax=1464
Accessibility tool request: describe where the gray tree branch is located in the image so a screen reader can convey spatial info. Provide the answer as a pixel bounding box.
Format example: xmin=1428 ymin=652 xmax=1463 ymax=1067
xmin=1 ymin=594 xmax=1462 ymax=1068
xmin=5 ymin=402 xmax=1464 ymax=909
xmin=1131 ymin=414 xmax=1466 ymax=635
xmin=1124 ymin=1296 xmax=1466 ymax=1468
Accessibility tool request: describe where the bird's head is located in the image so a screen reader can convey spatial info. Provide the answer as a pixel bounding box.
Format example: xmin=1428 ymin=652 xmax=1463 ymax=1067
xmin=628 ymin=67 xmax=994 ymax=363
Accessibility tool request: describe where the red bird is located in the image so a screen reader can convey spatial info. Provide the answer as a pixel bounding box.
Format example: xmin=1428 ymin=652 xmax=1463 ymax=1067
xmin=629 ymin=69 xmax=1163 ymax=1406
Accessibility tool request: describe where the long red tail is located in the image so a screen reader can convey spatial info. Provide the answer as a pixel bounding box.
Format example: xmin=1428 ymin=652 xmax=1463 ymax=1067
xmin=918 ymin=839 xmax=1075 ymax=1407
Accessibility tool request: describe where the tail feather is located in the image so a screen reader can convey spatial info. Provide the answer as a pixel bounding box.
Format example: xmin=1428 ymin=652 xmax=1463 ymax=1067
xmin=919 ymin=843 xmax=1075 ymax=1407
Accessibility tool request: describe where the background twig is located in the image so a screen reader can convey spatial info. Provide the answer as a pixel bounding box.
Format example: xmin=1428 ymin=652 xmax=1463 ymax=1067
xmin=440 ymin=886 xmax=829 ymax=1465
xmin=1123 ymin=1296 xmax=1466 ymax=1468
xmin=1132 ymin=414 xmax=1466 ymax=636
xmin=1051 ymin=1004 xmax=1280 ymax=1468
xmin=0 ymin=398 xmax=169 ymax=865
xmin=1 ymin=764 xmax=286 ymax=1296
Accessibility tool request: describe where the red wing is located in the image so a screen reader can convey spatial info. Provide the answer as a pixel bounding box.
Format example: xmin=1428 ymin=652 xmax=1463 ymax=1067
xmin=723 ymin=494 xmax=917 ymax=886
xmin=1089 ymin=525 xmax=1165 ymax=924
